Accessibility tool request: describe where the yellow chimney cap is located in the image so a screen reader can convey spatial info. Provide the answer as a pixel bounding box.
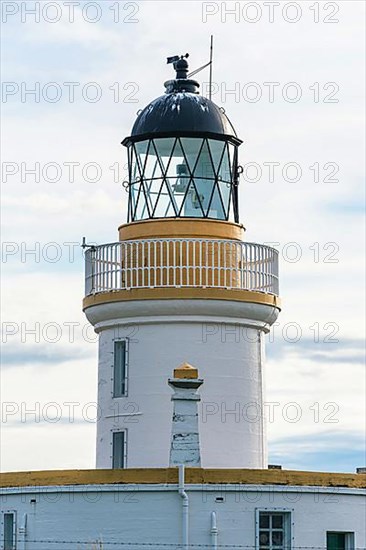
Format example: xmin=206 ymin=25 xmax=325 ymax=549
xmin=174 ymin=362 xmax=198 ymax=379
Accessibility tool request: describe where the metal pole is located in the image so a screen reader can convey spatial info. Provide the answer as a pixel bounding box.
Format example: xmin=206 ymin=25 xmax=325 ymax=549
xmin=209 ymin=35 xmax=214 ymax=101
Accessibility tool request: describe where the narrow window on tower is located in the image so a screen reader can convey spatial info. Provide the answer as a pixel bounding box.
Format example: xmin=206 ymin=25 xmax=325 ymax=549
xmin=256 ymin=510 xmax=292 ymax=550
xmin=113 ymin=340 xmax=127 ymax=397
xmin=2 ymin=511 xmax=16 ymax=550
xmin=112 ymin=431 xmax=126 ymax=469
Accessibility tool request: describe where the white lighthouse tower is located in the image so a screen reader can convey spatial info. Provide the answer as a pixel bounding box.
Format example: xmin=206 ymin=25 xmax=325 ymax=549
xmin=83 ymin=55 xmax=281 ymax=470
xmin=2 ymin=54 xmax=365 ymax=550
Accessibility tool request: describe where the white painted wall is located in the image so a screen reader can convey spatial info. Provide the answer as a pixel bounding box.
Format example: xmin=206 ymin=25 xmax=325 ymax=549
xmin=84 ymin=299 xmax=279 ymax=469
xmin=1 ymin=483 xmax=365 ymax=549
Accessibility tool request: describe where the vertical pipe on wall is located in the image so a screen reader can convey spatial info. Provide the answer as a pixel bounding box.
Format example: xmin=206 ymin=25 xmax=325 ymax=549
xmin=18 ymin=513 xmax=27 ymax=550
xmin=178 ymin=464 xmax=189 ymax=549
xmin=211 ymin=511 xmax=218 ymax=549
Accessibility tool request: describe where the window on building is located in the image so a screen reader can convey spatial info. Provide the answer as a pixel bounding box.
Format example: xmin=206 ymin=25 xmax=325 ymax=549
xmin=327 ymin=532 xmax=355 ymax=550
xmin=2 ymin=512 xmax=16 ymax=550
xmin=112 ymin=431 xmax=126 ymax=468
xmin=113 ymin=340 xmax=127 ymax=397
xmin=257 ymin=511 xmax=291 ymax=550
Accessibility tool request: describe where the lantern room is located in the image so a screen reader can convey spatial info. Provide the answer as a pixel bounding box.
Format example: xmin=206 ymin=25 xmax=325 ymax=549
xmin=122 ymin=55 xmax=242 ymax=223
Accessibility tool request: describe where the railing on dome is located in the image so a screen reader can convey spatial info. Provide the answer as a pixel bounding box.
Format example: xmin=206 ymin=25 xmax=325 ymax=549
xmin=85 ymin=239 xmax=279 ymax=297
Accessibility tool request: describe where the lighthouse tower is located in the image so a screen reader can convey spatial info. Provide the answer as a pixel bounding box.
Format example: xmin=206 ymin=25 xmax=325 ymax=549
xmin=2 ymin=55 xmax=364 ymax=550
xmin=83 ymin=55 xmax=280 ymax=469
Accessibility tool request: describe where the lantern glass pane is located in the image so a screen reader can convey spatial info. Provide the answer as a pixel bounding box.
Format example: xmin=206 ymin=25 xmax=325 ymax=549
xmin=128 ymin=137 xmax=237 ymax=221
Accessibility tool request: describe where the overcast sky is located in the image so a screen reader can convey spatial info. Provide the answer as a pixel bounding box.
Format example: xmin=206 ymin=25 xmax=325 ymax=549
xmin=1 ymin=0 xmax=365 ymax=473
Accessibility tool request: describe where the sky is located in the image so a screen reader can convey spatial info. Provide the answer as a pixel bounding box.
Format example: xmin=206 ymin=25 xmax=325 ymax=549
xmin=0 ymin=0 xmax=365 ymax=473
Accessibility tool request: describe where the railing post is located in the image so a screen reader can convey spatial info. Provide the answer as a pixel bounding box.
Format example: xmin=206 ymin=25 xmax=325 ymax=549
xmin=85 ymin=248 xmax=91 ymax=295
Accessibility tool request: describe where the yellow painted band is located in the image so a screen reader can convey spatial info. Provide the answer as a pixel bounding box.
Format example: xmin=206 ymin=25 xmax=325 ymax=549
xmin=83 ymin=288 xmax=281 ymax=311
xmin=118 ymin=219 xmax=245 ymax=241
xmin=0 ymin=468 xmax=364 ymax=489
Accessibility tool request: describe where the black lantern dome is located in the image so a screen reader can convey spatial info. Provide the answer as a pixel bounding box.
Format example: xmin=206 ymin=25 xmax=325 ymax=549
xmin=122 ymin=55 xmax=242 ymax=223
xmin=128 ymin=94 xmax=238 ymax=141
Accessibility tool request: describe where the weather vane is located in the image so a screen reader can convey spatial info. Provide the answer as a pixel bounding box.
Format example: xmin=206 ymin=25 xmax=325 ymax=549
xmin=166 ymin=37 xmax=214 ymax=100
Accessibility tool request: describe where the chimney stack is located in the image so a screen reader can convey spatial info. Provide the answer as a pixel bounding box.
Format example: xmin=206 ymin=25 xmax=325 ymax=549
xmin=168 ymin=363 xmax=203 ymax=467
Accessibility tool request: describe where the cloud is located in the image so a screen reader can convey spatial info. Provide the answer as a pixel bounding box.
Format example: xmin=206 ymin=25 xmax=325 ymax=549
xmin=2 ymin=415 xmax=89 ymax=429
xmin=0 ymin=422 xmax=96 ymax=471
xmin=269 ymin=431 xmax=366 ymax=473
xmin=267 ymin=337 xmax=365 ymax=366
xmin=1 ymin=343 xmax=94 ymax=368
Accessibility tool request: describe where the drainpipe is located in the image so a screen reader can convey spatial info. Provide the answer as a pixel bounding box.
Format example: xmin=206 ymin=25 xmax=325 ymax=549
xmin=178 ymin=464 xmax=189 ymax=550
xmin=18 ymin=513 xmax=27 ymax=550
xmin=210 ymin=511 xmax=218 ymax=550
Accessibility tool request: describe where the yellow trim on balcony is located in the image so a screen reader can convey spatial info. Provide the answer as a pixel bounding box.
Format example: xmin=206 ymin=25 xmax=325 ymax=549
xmin=83 ymin=288 xmax=281 ymax=311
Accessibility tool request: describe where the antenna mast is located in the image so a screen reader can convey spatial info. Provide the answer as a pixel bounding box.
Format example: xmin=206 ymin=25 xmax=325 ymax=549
xmin=185 ymin=36 xmax=214 ymax=99
xmin=209 ymin=35 xmax=214 ymax=101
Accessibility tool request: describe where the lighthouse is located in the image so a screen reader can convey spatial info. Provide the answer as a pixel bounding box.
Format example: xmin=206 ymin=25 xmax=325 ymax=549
xmin=82 ymin=55 xmax=281 ymax=470
xmin=1 ymin=54 xmax=365 ymax=550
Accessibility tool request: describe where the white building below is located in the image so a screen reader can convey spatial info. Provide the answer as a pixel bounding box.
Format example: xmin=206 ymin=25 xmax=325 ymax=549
xmin=1 ymin=468 xmax=365 ymax=550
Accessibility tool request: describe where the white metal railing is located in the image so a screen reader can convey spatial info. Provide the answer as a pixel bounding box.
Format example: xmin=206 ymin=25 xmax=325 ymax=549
xmin=84 ymin=239 xmax=279 ymax=297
